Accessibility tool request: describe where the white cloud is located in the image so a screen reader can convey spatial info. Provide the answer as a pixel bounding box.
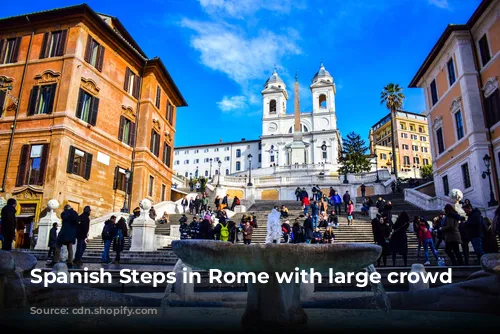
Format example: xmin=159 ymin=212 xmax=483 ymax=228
xmin=428 ymin=0 xmax=449 ymax=9
xmin=217 ymin=95 xmax=248 ymax=112
xmin=198 ymin=0 xmax=304 ymax=19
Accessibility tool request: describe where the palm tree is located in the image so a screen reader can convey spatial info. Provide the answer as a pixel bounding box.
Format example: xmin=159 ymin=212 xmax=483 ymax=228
xmin=380 ymin=83 xmax=405 ymax=179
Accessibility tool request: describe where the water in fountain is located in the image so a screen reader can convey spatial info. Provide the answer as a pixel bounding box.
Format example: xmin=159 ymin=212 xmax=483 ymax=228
xmin=365 ymin=264 xmax=391 ymax=315
xmin=15 ymin=271 xmax=27 ymax=307
xmin=161 ymin=259 xmax=184 ymax=314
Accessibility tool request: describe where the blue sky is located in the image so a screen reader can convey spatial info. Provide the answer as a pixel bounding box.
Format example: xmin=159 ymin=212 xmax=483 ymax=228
xmin=4 ymin=0 xmax=482 ymax=146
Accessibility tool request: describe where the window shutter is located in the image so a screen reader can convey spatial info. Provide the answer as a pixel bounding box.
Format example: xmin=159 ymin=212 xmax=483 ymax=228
xmin=76 ymin=89 xmax=84 ymax=119
xmin=113 ymin=166 xmax=119 ymax=190
xmin=150 ymin=129 xmax=154 ymax=153
xmin=27 ymin=86 xmax=39 ymax=116
xmin=12 ymin=37 xmax=22 ymax=62
xmin=129 ymin=121 xmax=136 ymax=147
xmin=67 ymin=146 xmax=75 ymax=174
xmin=46 ymin=84 xmax=57 ymax=114
xmin=39 ymin=32 xmax=49 ymax=59
xmin=0 ymin=40 xmax=4 ymax=61
xmin=132 ymin=75 xmax=140 ymax=99
xmin=0 ymin=90 xmax=6 ymax=117
xmin=56 ymin=30 xmax=67 ymax=57
xmin=118 ymin=116 xmax=125 ymax=142
xmin=155 ymin=133 xmax=160 ymax=156
xmin=16 ymin=145 xmax=30 ymax=186
xmin=84 ymin=35 xmax=92 ymax=63
xmin=127 ymin=172 xmax=133 ymax=194
xmin=96 ymin=45 xmax=104 ymax=72
xmin=124 ymin=67 xmax=131 ymax=91
xmin=90 ymin=96 xmax=99 ymax=126
xmin=166 ymin=145 xmax=172 ymax=168
xmin=84 ymin=152 xmax=93 ymax=180
xmin=37 ymin=143 xmax=50 ymax=185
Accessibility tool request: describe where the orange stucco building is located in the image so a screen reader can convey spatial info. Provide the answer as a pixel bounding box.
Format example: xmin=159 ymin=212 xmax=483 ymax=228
xmin=0 ymin=4 xmax=187 ymax=230
xmin=409 ymin=0 xmax=500 ymax=209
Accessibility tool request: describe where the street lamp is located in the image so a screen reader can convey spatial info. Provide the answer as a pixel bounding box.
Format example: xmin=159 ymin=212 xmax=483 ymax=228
xmin=247 ymin=154 xmax=253 ymax=186
xmin=374 ymin=150 xmax=380 ymax=183
xmin=342 ymin=152 xmax=349 ymax=184
xmin=482 ymin=154 xmax=498 ymax=207
xmin=209 ymin=158 xmax=213 ymax=180
xmin=217 ymin=160 xmax=222 ymax=187
xmin=389 ymin=152 xmax=394 ymax=175
xmin=121 ymin=168 xmax=131 ymax=213
xmin=321 ymin=142 xmax=327 ymax=175
xmin=413 ymin=164 xmax=417 ymax=179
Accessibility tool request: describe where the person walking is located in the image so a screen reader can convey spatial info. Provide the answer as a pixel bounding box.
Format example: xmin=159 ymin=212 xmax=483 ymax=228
xmin=100 ymin=215 xmax=116 ymax=264
xmin=201 ymin=194 xmax=209 ymax=212
xmin=343 ymin=191 xmax=351 ymax=215
xmin=347 ymin=200 xmax=355 ymax=226
xmin=390 ymin=212 xmax=409 ymax=267
xmin=51 ymin=204 xmax=80 ymax=266
xmin=374 ymin=216 xmax=391 ymax=267
xmin=302 ymin=196 xmax=310 ymax=215
xmin=194 ymin=195 xmax=201 ymax=215
xmin=47 ymin=223 xmax=58 ymax=259
xmin=74 ymin=206 xmax=91 ymax=265
xmin=242 ymin=221 xmax=253 ymax=245
xmin=442 ymin=204 xmax=464 ymax=266
xmin=112 ymin=217 xmax=128 ymax=264
xmin=188 ymin=198 xmax=195 ymax=215
xmin=181 ymin=196 xmax=188 ymax=214
xmin=1 ymin=198 xmax=17 ymax=251
xmin=462 ymin=203 xmax=485 ymax=262
xmin=332 ymin=191 xmax=342 ymax=215
xmin=295 ymin=187 xmax=302 ymax=201
xmin=418 ymin=220 xmax=440 ymax=265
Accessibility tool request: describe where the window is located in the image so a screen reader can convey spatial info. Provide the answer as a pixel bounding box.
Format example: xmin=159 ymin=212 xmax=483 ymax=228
xmin=174 ymin=160 xmax=179 ymax=165
xmin=402 ymin=144 xmax=409 ymax=150
xmin=214 ymin=148 xmax=219 ymax=152
xmin=400 ymin=122 xmax=406 ymax=130
xmin=148 ymin=176 xmax=154 ymax=197
xmin=184 ymin=160 xmax=189 ymax=164
xmin=236 ymin=149 xmax=241 ymax=158
xmin=421 ymin=147 xmax=428 ymax=153
xmin=455 ymin=110 xmax=464 ymax=140
xmin=215 ymin=157 xmax=220 ymax=162
xmin=419 ymin=127 xmax=424 ymax=133
xmin=224 ymin=156 xmax=230 ymax=161
xmin=270 ymin=155 xmax=275 ymax=163
xmin=84 ymin=36 xmax=104 ymax=71
xmin=258 ymin=154 xmax=261 ymax=163
xmin=410 ymin=125 xmax=415 ymax=132
xmin=184 ymin=172 xmax=188 ymax=177
xmin=194 ymin=149 xmax=199 ymax=154
xmin=401 ymin=133 xmax=408 ymax=138
xmin=413 ymin=157 xmax=420 ymax=164
xmin=225 ymin=146 xmax=230 ymax=151
xmin=411 ymin=134 xmax=418 ymax=140
xmin=412 ymin=145 xmax=418 ymax=151
xmin=423 ymin=159 xmax=429 ymax=165
xmin=319 ymin=94 xmax=327 ymax=108
xmin=0 ymin=89 xmax=5 ymax=117
xmin=66 ymin=146 xmax=92 ymax=180
xmin=194 ymin=159 xmax=199 ymax=164
xmin=205 ymin=170 xmax=208 ymax=177
xmin=478 ymin=34 xmax=491 ymax=67
xmin=118 ymin=116 xmax=136 ymax=146
xmin=436 ymin=128 xmax=445 ymax=154
xmin=204 ymin=158 xmax=209 ymax=163
xmin=39 ymin=30 xmax=67 ymax=58
xmin=403 ymin=156 xmax=410 ymax=165
xmin=175 ymin=151 xmax=179 ymax=155
xmin=485 ymin=89 xmax=500 ymax=127
xmin=75 ymin=89 xmax=100 ymax=126
xmin=27 ymin=84 xmax=57 ymax=115
xmin=0 ymin=37 xmax=21 ymax=64
xmin=16 ymin=144 xmax=49 ymax=186
xmin=236 ymin=161 xmax=241 ymax=171
xmin=150 ymin=129 xmax=160 ymax=157
xmin=163 ymin=143 xmax=172 ymax=167
xmin=442 ymin=175 xmax=449 ymax=196
xmin=322 ymin=151 xmax=327 ymax=159
xmin=430 ymin=79 xmax=438 ymax=106
xmin=288 ymin=124 xmax=309 ymax=133
xmin=166 ymin=101 xmax=174 ymax=124
xmin=155 ymin=86 xmax=161 ymax=109
xmin=269 ymin=99 xmax=276 ymax=114
xmin=215 ymin=169 xmax=219 ymax=175
xmin=184 ymin=150 xmax=189 ymax=154
xmin=420 ymin=136 xmax=427 ymax=142
xmin=113 ymin=167 xmax=130 ymax=193
xmin=225 ymin=169 xmax=229 ymax=175
xmin=161 ymin=184 xmax=166 ymax=202
xmin=447 ymin=58 xmax=456 ymax=86
xmin=380 ymin=153 xmax=387 ymax=160
xmin=204 ymin=149 xmax=209 ymax=153
xmin=461 ymin=163 xmax=471 ymax=189
xmin=124 ymin=67 xmax=140 ymax=99
xmin=258 ymin=142 xmax=262 ymax=150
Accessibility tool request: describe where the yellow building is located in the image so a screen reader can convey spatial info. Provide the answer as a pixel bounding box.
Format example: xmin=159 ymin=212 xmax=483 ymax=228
xmin=369 ymin=110 xmax=432 ymax=178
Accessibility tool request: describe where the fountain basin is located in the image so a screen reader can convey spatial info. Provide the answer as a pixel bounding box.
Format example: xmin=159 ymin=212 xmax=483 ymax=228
xmin=171 ymin=240 xmax=382 ymax=327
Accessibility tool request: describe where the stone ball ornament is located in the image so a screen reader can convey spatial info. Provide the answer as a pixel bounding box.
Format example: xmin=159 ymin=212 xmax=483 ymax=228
xmin=449 ymin=189 xmax=463 ymax=202
xmin=140 ymin=199 xmax=152 ymax=212
xmin=47 ymin=199 xmax=60 ymax=212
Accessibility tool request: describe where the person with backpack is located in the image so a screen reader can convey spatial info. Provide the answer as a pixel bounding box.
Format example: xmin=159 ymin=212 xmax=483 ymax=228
xmin=180 ymin=218 xmax=190 ymax=240
xmin=462 ymin=203 xmax=485 ymax=261
xmin=215 ymin=218 xmax=230 ymax=242
xmin=100 ymin=215 xmax=116 ymax=264
xmin=112 ymin=217 xmax=128 ymax=264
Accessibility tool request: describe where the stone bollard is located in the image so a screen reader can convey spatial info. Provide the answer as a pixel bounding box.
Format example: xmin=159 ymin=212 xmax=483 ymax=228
xmin=409 ymin=264 xmax=429 ymax=291
xmin=35 ymin=199 xmax=61 ymax=250
xmin=174 ymin=262 xmax=194 ymax=301
xmin=129 ymin=199 xmax=157 ymax=251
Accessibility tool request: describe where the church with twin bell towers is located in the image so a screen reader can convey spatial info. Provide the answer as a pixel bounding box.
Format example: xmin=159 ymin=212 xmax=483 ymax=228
xmin=260 ymin=63 xmax=342 ymax=171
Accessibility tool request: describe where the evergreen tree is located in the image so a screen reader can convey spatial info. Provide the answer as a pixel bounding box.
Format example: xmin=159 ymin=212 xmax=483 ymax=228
xmin=338 ymin=132 xmax=371 ymax=174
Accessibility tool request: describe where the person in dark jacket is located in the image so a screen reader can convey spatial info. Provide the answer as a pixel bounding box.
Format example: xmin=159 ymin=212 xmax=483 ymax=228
xmin=198 ymin=218 xmax=211 ymax=240
xmin=442 ymin=204 xmax=464 ymax=266
xmin=51 ymin=204 xmax=80 ymax=265
xmin=281 ymin=220 xmax=291 ymax=243
xmin=375 ymin=197 xmax=386 ymax=214
xmin=101 ymin=216 xmax=116 ymax=263
xmin=228 ymin=221 xmax=237 ymax=243
xmin=310 ymin=201 xmax=319 ymax=229
xmin=374 ymin=216 xmax=391 ymax=266
xmin=180 ymin=219 xmax=190 ymax=240
xmin=304 ymin=215 xmax=314 ymax=244
xmin=312 ymin=228 xmax=322 ymax=244
xmin=222 ymin=195 xmax=228 ymax=209
xmin=47 ymin=223 xmax=58 ymax=259
xmin=342 ymin=191 xmax=351 ymax=214
xmin=382 ymin=202 xmax=393 ymax=226
xmin=328 ymin=210 xmax=339 ymax=228
xmin=462 ymin=204 xmax=485 ymax=261
xmin=390 ymin=212 xmax=409 ymax=267
xmin=74 ymin=206 xmax=91 ymax=265
xmin=242 ymin=221 xmax=253 ymax=244
xmin=112 ymin=217 xmax=128 ymax=264
xmin=188 ymin=198 xmax=195 ymax=215
xmin=189 ymin=216 xmax=199 ymax=239
xmin=194 ymin=195 xmax=201 ymax=215
xmin=1 ymin=198 xmax=17 ymax=251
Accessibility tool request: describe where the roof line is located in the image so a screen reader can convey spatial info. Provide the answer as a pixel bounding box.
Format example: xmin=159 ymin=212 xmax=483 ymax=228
xmin=175 ymin=139 xmax=261 ymax=150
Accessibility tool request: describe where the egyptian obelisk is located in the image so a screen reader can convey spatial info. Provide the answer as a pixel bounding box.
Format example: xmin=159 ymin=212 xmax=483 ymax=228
xmin=290 ymin=71 xmax=307 ymax=164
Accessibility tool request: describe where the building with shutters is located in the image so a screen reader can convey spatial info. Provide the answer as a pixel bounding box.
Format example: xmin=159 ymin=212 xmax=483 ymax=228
xmin=408 ymin=0 xmax=500 ymax=211
xmin=0 ymin=4 xmax=187 ymax=235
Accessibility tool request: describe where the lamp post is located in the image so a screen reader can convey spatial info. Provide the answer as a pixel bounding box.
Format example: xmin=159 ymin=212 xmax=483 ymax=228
xmin=247 ymin=154 xmax=253 ymax=186
xmin=374 ymin=150 xmax=380 ymax=183
xmin=482 ymin=154 xmax=498 ymax=207
xmin=342 ymin=152 xmax=348 ymax=184
xmin=321 ymin=142 xmax=327 ymax=175
xmin=413 ymin=164 xmax=417 ymax=179
xmin=121 ymin=168 xmax=131 ymax=213
xmin=216 ymin=160 xmax=222 ymax=187
xmin=389 ymin=152 xmax=394 ymax=175
xmin=209 ymin=158 xmax=213 ymax=180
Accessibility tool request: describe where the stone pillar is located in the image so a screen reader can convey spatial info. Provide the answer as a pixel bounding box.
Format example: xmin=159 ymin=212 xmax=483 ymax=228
xmin=129 ymin=199 xmax=157 ymax=252
xmin=35 ymin=199 xmax=61 ymax=250
xmin=170 ymin=225 xmax=180 ymax=239
xmin=245 ymin=186 xmax=256 ymax=202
